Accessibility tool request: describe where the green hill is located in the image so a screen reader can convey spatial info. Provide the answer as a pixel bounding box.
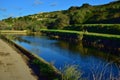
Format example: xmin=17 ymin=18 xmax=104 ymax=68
xmin=0 ymin=1 xmax=120 ymax=34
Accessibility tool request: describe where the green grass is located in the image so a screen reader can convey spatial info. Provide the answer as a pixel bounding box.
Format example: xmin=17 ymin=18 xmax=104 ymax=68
xmin=84 ymin=32 xmax=120 ymax=39
xmin=0 ymin=30 xmax=27 ymax=33
xmin=40 ymin=29 xmax=120 ymax=39
xmin=71 ymin=24 xmax=120 ymax=26
xmin=40 ymin=29 xmax=81 ymax=34
xmin=61 ymin=65 xmax=83 ymax=80
xmin=32 ymin=59 xmax=61 ymax=80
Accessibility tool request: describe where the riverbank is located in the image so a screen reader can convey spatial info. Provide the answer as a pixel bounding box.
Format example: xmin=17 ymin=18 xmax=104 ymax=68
xmin=1 ymin=30 xmax=120 ymax=80
xmin=40 ymin=29 xmax=120 ymax=40
xmin=40 ymin=29 xmax=120 ymax=54
xmin=0 ymin=35 xmax=61 ymax=80
xmin=1 ymin=29 xmax=120 ymax=54
xmin=0 ymin=30 xmax=27 ymax=34
xmin=10 ymin=33 xmax=120 ymax=80
xmin=0 ymin=39 xmax=37 ymax=80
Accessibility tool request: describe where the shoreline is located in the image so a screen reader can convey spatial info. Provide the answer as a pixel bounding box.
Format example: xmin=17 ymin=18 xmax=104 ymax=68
xmin=0 ymin=34 xmax=61 ymax=80
xmin=0 ymin=38 xmax=37 ymax=80
xmin=40 ymin=29 xmax=120 ymax=54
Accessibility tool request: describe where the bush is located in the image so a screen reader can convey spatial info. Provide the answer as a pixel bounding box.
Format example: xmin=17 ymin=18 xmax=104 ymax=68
xmin=61 ymin=65 xmax=83 ymax=80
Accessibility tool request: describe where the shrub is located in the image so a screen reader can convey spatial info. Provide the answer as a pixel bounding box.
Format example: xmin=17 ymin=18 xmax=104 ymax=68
xmin=61 ymin=65 xmax=83 ymax=80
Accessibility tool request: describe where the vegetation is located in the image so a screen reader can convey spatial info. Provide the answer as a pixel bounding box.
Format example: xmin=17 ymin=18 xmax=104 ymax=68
xmin=40 ymin=29 xmax=120 ymax=51
xmin=0 ymin=1 xmax=120 ymax=80
xmin=61 ymin=65 xmax=83 ymax=80
xmin=64 ymin=24 xmax=120 ymax=35
xmin=40 ymin=29 xmax=120 ymax=40
xmin=0 ymin=1 xmax=120 ymax=35
xmin=32 ymin=59 xmax=61 ymax=80
xmin=48 ymin=13 xmax=69 ymax=29
xmin=0 ymin=30 xmax=27 ymax=33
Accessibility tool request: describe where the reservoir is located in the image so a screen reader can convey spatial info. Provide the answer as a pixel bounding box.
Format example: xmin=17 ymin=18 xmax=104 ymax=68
xmin=13 ymin=35 xmax=120 ymax=79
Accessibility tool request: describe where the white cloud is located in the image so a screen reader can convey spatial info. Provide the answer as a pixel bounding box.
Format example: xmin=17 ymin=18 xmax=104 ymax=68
xmin=50 ymin=3 xmax=57 ymax=7
xmin=0 ymin=8 xmax=7 ymax=12
xmin=33 ymin=0 xmax=43 ymax=6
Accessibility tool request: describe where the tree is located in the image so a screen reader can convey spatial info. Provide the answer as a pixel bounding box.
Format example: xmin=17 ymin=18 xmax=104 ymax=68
xmin=48 ymin=13 xmax=69 ymax=29
xmin=26 ymin=21 xmax=46 ymax=32
xmin=70 ymin=8 xmax=92 ymax=24
xmin=13 ymin=21 xmax=27 ymax=30
xmin=0 ymin=21 xmax=9 ymax=30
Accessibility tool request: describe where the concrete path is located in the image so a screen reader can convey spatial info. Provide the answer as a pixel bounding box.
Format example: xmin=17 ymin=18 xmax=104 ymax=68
xmin=0 ymin=39 xmax=37 ymax=80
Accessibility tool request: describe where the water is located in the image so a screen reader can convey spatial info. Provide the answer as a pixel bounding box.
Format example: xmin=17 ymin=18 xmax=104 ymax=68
xmin=13 ymin=35 xmax=120 ymax=79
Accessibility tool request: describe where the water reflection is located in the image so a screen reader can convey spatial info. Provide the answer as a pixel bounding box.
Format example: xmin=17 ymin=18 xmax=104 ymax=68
xmin=14 ymin=36 xmax=31 ymax=44
xmin=13 ymin=35 xmax=120 ymax=79
xmin=56 ymin=40 xmax=120 ymax=65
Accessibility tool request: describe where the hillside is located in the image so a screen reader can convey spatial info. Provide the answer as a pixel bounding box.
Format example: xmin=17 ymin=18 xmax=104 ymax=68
xmin=0 ymin=1 xmax=120 ymax=34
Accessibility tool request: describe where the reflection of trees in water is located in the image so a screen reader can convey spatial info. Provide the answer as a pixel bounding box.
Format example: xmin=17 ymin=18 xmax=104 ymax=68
xmin=83 ymin=37 xmax=120 ymax=56
xmin=56 ymin=41 xmax=120 ymax=65
xmin=14 ymin=36 xmax=31 ymax=44
xmin=56 ymin=40 xmax=120 ymax=79
xmin=14 ymin=36 xmax=42 ymax=54
xmin=56 ymin=41 xmax=85 ymax=54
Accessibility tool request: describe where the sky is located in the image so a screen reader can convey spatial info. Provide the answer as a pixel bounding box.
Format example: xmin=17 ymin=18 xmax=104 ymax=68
xmin=0 ymin=0 xmax=115 ymax=20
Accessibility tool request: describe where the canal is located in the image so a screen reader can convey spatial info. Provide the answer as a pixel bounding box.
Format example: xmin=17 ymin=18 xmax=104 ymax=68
xmin=13 ymin=35 xmax=120 ymax=79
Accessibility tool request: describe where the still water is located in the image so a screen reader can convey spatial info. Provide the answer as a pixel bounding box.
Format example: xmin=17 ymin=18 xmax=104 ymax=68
xmin=13 ymin=35 xmax=120 ymax=79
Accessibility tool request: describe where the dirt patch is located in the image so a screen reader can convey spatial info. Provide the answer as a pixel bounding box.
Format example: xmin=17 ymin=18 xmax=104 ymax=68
xmin=0 ymin=61 xmax=4 ymax=65
xmin=6 ymin=63 xmax=13 ymax=66
xmin=0 ymin=52 xmax=10 ymax=56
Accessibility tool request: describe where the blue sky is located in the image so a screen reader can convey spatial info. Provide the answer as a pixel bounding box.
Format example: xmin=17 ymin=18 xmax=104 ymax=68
xmin=0 ymin=0 xmax=114 ymax=20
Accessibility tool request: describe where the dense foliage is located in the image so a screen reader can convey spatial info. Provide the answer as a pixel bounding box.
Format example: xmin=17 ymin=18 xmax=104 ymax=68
xmin=0 ymin=1 xmax=120 ymax=34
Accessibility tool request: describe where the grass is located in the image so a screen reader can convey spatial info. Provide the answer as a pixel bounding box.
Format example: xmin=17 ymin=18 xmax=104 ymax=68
xmin=89 ymin=61 xmax=120 ymax=80
xmin=40 ymin=29 xmax=81 ymax=34
xmin=0 ymin=30 xmax=27 ymax=33
xmin=40 ymin=29 xmax=120 ymax=40
xmin=72 ymin=24 xmax=120 ymax=26
xmin=32 ymin=59 xmax=61 ymax=80
xmin=1 ymin=29 xmax=120 ymax=39
xmin=61 ymin=65 xmax=83 ymax=80
xmin=84 ymin=32 xmax=120 ymax=40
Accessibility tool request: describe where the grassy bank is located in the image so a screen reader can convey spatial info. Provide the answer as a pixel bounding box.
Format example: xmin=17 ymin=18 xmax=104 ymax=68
xmin=64 ymin=24 xmax=120 ymax=35
xmin=40 ymin=29 xmax=120 ymax=54
xmin=40 ymin=29 xmax=120 ymax=40
xmin=0 ymin=30 xmax=27 ymax=33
